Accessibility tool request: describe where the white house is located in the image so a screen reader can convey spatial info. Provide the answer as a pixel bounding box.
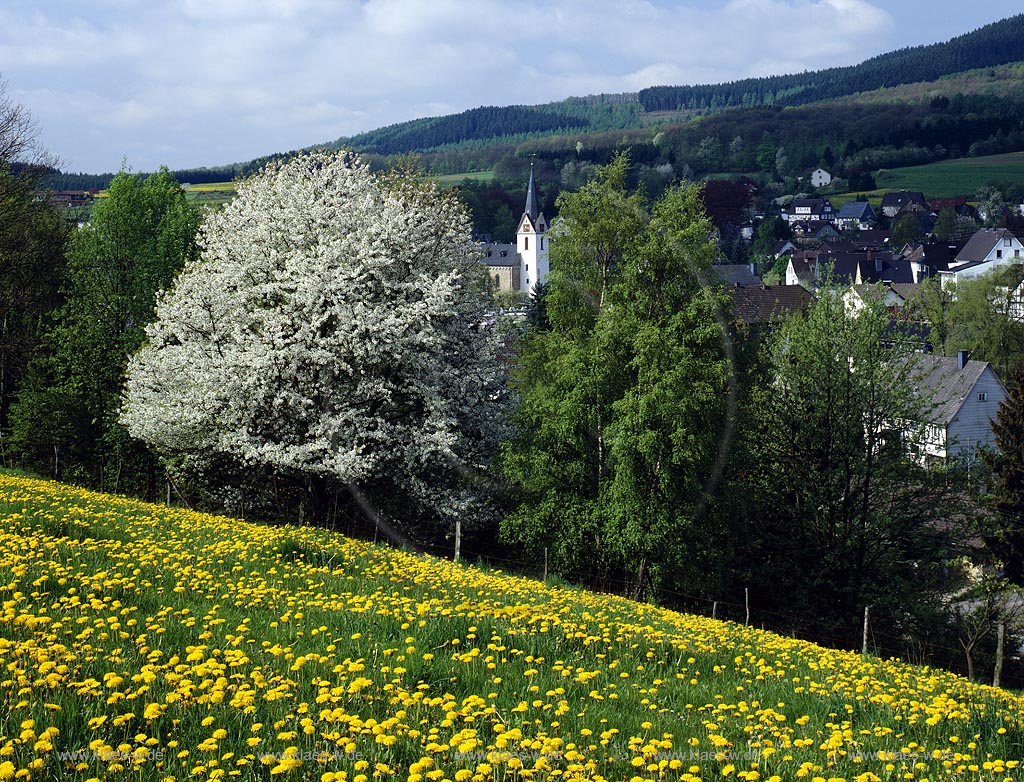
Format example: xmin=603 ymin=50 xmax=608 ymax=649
xmin=834 ymin=201 xmax=877 ymax=230
xmin=810 ymin=168 xmax=832 ymax=188
xmin=938 ymin=228 xmax=1024 ymax=286
xmin=782 ymin=197 xmax=834 ymax=225
xmin=911 ymin=351 xmax=1006 ymax=462
xmin=842 ymin=283 xmax=905 ymax=313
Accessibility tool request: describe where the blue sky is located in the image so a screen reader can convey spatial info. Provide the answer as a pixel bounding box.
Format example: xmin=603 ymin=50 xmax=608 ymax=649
xmin=1 ymin=1 xmax=1021 ymax=174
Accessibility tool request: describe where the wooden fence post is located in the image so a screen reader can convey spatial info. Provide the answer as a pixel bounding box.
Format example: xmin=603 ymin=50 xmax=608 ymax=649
xmin=994 ymin=621 xmax=1005 ymax=688
xmin=862 ymin=606 xmax=870 ymax=655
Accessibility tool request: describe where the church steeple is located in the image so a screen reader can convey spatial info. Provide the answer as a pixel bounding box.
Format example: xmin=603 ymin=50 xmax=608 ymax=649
xmin=516 ymin=164 xmax=549 ymax=295
xmin=524 ymin=163 xmax=540 ymax=223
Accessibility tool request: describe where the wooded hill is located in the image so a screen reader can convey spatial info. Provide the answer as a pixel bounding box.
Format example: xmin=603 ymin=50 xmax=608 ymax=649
xmin=322 ymin=13 xmax=1024 ymax=158
xmin=640 ymin=13 xmax=1024 ymax=111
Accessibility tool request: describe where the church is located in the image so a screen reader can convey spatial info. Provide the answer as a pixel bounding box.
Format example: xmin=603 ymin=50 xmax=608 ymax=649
xmin=481 ymin=166 xmax=550 ymax=296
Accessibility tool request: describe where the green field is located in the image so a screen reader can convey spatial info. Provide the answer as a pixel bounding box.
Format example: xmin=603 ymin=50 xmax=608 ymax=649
xmin=433 ymin=171 xmax=495 ymax=187
xmin=182 ymin=181 xmax=237 ymax=193
xmin=874 ymin=152 xmax=1024 ymax=198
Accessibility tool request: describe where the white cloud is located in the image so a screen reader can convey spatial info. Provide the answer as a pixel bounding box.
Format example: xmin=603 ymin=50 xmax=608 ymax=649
xmin=0 ymin=0 xmax=1016 ymax=172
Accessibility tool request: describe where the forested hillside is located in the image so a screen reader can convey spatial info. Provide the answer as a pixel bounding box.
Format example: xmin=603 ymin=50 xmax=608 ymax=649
xmin=640 ymin=13 xmax=1024 ymax=111
xmin=318 ymin=13 xmax=1024 ymax=160
xmin=327 ymin=95 xmax=643 ymax=156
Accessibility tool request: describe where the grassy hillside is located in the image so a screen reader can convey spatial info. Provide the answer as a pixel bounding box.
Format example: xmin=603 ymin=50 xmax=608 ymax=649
xmin=1 ymin=472 xmax=1021 ymax=781
xmin=874 ymin=152 xmax=1024 ymax=197
xmin=826 ymin=61 xmax=1024 ymax=107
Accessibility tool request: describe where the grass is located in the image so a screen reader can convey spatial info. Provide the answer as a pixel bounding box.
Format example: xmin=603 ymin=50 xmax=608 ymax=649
xmin=873 ymin=152 xmax=1024 ymax=199
xmin=181 ymin=182 xmax=238 ymax=193
xmin=433 ymin=171 xmax=495 ymax=187
xmin=0 ymin=471 xmax=1022 ymax=781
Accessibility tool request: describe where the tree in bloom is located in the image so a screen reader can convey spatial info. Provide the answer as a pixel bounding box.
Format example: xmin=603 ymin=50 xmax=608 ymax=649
xmin=121 ymin=151 xmax=506 ymax=530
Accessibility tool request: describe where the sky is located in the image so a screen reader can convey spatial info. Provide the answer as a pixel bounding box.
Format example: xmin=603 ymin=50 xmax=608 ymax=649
xmin=2 ymin=0 xmax=1022 ymax=174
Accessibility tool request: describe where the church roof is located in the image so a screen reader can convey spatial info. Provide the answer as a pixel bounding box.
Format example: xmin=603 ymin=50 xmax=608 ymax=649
xmin=524 ymin=165 xmax=540 ymax=222
xmin=480 ymin=242 xmax=519 ymax=267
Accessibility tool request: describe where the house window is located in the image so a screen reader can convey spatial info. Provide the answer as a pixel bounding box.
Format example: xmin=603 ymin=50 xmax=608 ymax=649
xmin=997 ymin=250 xmax=1003 ymax=259
xmin=494 ymin=273 xmax=500 ymax=287
xmin=524 ymin=237 xmax=529 ymax=250
xmin=978 ymin=392 xmax=988 ymax=402
xmin=540 ymin=237 xmax=544 ymax=250
xmin=1005 ymin=238 xmax=1012 ymax=246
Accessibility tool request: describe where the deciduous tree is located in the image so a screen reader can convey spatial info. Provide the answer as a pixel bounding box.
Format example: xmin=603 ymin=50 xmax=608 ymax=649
xmin=984 ymin=364 xmax=1024 ymax=584
xmin=121 ymin=151 xmax=506 ymax=532
xmin=500 ymin=153 xmax=730 ymax=597
xmin=0 ymin=78 xmax=66 ymax=447
xmin=9 ymin=167 xmax=199 ymax=491
xmin=747 ymin=285 xmax=970 ymax=646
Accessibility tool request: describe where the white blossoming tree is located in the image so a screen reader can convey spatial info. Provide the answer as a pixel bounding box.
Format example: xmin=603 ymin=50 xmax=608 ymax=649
xmin=121 ymin=151 xmax=506 ymax=531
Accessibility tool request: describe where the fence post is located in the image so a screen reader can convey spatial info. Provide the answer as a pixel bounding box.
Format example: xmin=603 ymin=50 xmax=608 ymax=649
xmin=862 ymin=605 xmax=870 ymax=655
xmin=994 ymin=621 xmax=1005 ymax=688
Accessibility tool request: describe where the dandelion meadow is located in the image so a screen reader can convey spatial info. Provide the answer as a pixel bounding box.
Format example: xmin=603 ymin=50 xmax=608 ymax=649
xmin=0 ymin=472 xmax=1021 ymax=782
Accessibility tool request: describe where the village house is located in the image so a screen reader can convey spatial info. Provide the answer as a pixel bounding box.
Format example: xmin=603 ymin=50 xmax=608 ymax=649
xmin=834 ymin=200 xmax=877 ymax=230
xmin=713 ymin=263 xmax=762 ymax=287
xmin=938 ymin=227 xmax=1024 ymax=286
xmin=47 ymin=190 xmax=94 ymax=208
xmin=809 ymin=168 xmax=832 ymax=188
xmin=782 ymin=197 xmax=834 ymax=225
xmin=726 ymin=283 xmax=813 ymax=327
xmin=880 ymin=191 xmax=929 ymax=218
xmin=785 ymin=250 xmax=915 ymax=289
xmin=910 ymin=351 xmax=1007 ymax=462
xmin=843 ymin=282 xmax=911 ymax=313
xmin=929 ymin=196 xmax=976 ymax=220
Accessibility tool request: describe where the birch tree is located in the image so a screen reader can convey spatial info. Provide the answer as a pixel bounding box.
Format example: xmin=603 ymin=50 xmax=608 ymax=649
xmin=121 ymin=151 xmax=506 ymax=529
xmin=501 ymin=153 xmax=730 ymax=596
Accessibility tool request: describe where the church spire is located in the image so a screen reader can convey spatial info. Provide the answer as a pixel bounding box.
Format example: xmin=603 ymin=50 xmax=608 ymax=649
xmin=524 ymin=163 xmax=539 ymax=222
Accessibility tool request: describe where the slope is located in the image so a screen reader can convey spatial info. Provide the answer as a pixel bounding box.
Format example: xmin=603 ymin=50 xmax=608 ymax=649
xmin=1 ymin=472 xmax=1021 ymax=781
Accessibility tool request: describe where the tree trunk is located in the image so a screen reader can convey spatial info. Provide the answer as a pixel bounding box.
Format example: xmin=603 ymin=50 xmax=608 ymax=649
xmin=307 ymin=475 xmax=329 ymax=525
xmin=962 ymin=639 xmax=976 ymax=682
xmin=633 ymin=554 xmax=647 ymax=601
xmin=453 ymin=519 xmax=461 ymax=563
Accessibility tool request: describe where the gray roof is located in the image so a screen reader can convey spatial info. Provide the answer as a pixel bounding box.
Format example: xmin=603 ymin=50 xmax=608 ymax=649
xmin=836 ymin=201 xmax=875 ymax=220
xmin=889 ymin=282 xmax=921 ymax=301
xmin=856 ymin=254 xmax=915 ymax=284
xmin=481 ymin=242 xmax=519 ymax=267
xmin=881 ymin=191 xmax=928 ymax=209
xmin=911 ymin=354 xmax=991 ymax=426
xmin=524 ymin=165 xmax=540 ymax=222
xmin=854 ymin=229 xmax=891 ymax=248
xmin=952 ymin=228 xmax=1017 ymax=268
xmin=713 ymin=264 xmax=762 ymax=286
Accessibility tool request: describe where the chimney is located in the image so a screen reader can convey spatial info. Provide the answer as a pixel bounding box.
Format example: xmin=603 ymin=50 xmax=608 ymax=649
xmin=957 ymin=349 xmax=969 ymax=370
xmin=749 ymin=261 xmax=757 ymax=277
